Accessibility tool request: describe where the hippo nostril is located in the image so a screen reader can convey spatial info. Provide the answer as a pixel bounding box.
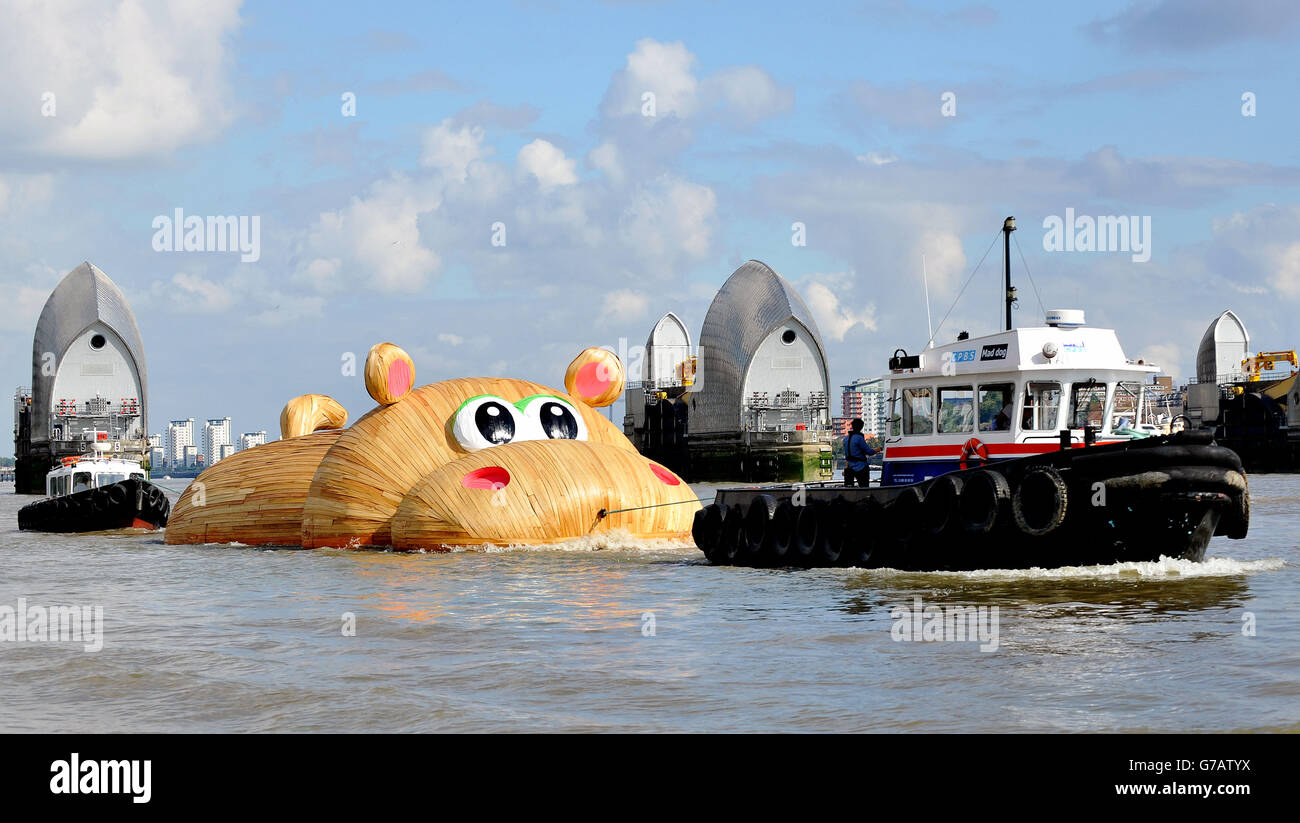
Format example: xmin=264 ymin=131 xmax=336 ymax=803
xmin=462 ymin=466 xmax=510 ymax=489
xmin=648 ymin=463 xmax=680 ymax=486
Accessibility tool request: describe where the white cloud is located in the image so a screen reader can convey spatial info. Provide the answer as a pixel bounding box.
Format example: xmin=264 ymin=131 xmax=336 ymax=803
xmin=437 ymin=332 xmax=464 ymax=346
xmin=619 ymin=178 xmax=716 ymax=259
xmin=517 ymin=139 xmax=578 ymax=191
xmin=587 ymin=141 xmax=623 ymax=185
xmin=803 ymin=279 xmax=879 ymax=341
xmin=1140 ymin=342 xmax=1182 ymax=377
xmin=161 ymin=271 xmax=238 ymax=314
xmin=702 ymin=65 xmax=794 ymax=124
xmin=602 ymin=38 xmax=698 ymax=118
xmin=601 ymin=39 xmax=792 ymax=127
xmin=420 ymin=122 xmax=488 ymax=182
xmin=600 ymin=290 xmax=650 ymax=325
xmin=300 ymin=174 xmax=442 ymax=294
xmin=0 ymin=0 xmax=243 ymax=159
xmin=1207 ymin=205 xmax=1300 ymax=298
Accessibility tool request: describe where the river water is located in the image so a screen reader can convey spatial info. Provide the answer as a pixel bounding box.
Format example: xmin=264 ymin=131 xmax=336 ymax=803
xmin=0 ymin=475 xmax=1294 ymax=732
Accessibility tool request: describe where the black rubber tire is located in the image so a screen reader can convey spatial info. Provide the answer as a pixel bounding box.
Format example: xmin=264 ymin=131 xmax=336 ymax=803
xmin=920 ymin=474 xmax=962 ymax=536
xmin=1012 ymin=465 xmax=1069 ymax=537
xmin=841 ymin=497 xmax=882 ymax=567
xmin=742 ymin=494 xmax=779 ymax=561
xmin=958 ymin=469 xmax=1011 ymax=535
xmin=1072 ymin=444 xmax=1242 ymax=474
xmin=714 ymin=504 xmax=746 ymax=564
xmin=106 ymin=483 xmax=126 ymax=505
xmin=743 ymin=494 xmax=780 ymax=559
xmin=816 ymin=497 xmax=853 ymax=565
xmin=692 ymin=504 xmax=725 ymax=559
xmin=1224 ymin=485 xmax=1250 ymax=540
xmin=765 ymin=501 xmax=797 ymax=564
xmin=886 ymin=486 xmax=923 ymax=538
xmin=793 ymin=500 xmax=824 ymax=564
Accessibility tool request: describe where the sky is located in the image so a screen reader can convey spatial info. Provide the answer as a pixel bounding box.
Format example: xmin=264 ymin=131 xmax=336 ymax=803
xmin=3 ymin=0 xmax=1299 ymax=449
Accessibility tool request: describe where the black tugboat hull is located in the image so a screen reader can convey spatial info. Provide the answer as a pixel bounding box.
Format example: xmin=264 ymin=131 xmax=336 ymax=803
xmin=17 ymin=478 xmax=171 ymax=533
xmin=694 ymin=431 xmax=1248 ymax=571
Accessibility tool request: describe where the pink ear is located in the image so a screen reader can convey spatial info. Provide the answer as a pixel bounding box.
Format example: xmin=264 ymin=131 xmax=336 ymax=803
xmin=387 ymin=359 xmax=412 ymax=398
xmin=575 ymin=361 xmax=608 ymax=397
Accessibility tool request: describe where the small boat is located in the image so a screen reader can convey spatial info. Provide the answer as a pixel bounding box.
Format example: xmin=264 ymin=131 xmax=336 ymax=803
xmin=694 ymin=219 xmax=1250 ymax=570
xmin=17 ymin=434 xmax=170 ymax=533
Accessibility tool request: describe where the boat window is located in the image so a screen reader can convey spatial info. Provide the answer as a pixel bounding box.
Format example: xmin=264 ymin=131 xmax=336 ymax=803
xmin=1071 ymin=379 xmax=1107 ymax=429
xmin=887 ymin=393 xmax=902 ymax=437
xmin=938 ymin=386 xmax=975 ymax=433
xmin=978 ymin=383 xmax=1016 ymax=432
xmin=1022 ymin=382 xmax=1061 ymax=431
xmin=1112 ymin=381 xmax=1142 ymax=430
xmin=97 ymin=473 xmax=128 ymax=487
xmin=902 ymin=387 xmax=934 ymax=436
xmin=72 ymin=472 xmax=93 ymax=493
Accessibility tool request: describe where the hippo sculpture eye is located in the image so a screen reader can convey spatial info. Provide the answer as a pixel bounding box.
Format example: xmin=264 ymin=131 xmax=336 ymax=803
xmin=518 ymin=395 xmax=587 ymax=441
xmin=453 ymin=395 xmax=527 ymax=451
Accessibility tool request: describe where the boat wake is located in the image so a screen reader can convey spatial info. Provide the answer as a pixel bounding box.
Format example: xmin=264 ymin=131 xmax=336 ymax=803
xmin=849 ymin=554 xmax=1285 ymax=581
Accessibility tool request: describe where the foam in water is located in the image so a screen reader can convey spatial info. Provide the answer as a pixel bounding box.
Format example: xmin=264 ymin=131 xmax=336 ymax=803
xmin=852 ymin=555 xmax=1286 ymax=581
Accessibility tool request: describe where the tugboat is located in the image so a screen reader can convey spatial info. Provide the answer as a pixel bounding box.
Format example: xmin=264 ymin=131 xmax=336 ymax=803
xmin=17 ymin=431 xmax=170 ymax=533
xmin=693 ymin=218 xmax=1249 ymax=570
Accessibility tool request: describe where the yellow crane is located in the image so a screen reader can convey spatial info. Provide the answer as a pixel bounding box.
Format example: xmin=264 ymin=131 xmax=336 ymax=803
xmin=1242 ymin=350 xmax=1299 ymax=381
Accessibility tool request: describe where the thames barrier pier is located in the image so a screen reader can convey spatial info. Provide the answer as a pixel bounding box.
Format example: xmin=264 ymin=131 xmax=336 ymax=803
xmin=13 ymin=262 xmax=150 ymax=494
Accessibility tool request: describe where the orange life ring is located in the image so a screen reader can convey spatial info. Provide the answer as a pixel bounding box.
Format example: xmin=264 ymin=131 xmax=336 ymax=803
xmin=960 ymin=437 xmax=990 ymax=470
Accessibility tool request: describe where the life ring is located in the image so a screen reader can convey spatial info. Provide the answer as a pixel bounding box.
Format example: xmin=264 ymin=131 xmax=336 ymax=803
xmin=959 ymin=437 xmax=990 ymax=470
xmin=1011 ymin=465 xmax=1069 ymax=537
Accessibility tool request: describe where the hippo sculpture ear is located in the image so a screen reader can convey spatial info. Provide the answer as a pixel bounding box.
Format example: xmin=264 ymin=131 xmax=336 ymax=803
xmin=281 ymin=394 xmax=348 ymax=439
xmin=366 ymin=342 xmax=416 ymax=405
xmin=564 ymin=347 xmax=625 ymax=408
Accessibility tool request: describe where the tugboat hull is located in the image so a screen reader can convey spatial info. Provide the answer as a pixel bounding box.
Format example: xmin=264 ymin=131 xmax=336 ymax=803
xmin=694 ymin=432 xmax=1248 ymax=570
xmin=18 ymin=478 xmax=171 ymax=533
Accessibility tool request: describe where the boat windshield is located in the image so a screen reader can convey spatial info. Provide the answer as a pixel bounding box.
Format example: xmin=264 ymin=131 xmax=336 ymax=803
xmin=72 ymin=472 xmax=93 ymax=493
xmin=1022 ymin=382 xmax=1061 ymax=431
xmin=96 ymin=473 xmax=129 ymax=487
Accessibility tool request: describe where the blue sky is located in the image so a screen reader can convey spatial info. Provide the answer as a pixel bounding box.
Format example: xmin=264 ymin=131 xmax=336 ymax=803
xmin=3 ymin=0 xmax=1299 ymax=449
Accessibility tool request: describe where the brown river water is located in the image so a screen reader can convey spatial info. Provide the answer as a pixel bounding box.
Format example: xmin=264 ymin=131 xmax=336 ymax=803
xmin=0 ymin=476 xmax=1294 ymax=732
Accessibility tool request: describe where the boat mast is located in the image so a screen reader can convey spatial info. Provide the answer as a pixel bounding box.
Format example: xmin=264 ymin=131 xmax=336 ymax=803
xmin=1002 ymin=216 xmax=1017 ymax=331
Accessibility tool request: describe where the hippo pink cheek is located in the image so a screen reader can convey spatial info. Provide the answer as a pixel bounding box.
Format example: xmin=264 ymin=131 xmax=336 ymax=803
xmin=462 ymin=466 xmax=510 ymax=490
xmin=649 ymin=463 xmax=680 ymax=486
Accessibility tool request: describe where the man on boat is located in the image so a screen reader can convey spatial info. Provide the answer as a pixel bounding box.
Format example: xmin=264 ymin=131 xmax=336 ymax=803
xmin=844 ymin=418 xmax=877 ymax=487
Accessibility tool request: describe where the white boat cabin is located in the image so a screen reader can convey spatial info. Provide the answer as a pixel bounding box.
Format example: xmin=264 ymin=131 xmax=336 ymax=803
xmin=45 ymin=430 xmax=146 ymax=497
xmin=881 ymin=310 xmax=1160 ymax=485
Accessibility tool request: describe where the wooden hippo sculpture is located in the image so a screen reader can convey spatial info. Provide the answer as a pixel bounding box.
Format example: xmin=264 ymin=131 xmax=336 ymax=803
xmin=164 ymin=344 xmax=699 ymax=549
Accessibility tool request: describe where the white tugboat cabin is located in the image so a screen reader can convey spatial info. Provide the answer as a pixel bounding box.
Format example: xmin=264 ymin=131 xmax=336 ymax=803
xmin=882 ymin=309 xmax=1160 ymax=485
xmin=44 ymin=430 xmax=146 ymax=498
